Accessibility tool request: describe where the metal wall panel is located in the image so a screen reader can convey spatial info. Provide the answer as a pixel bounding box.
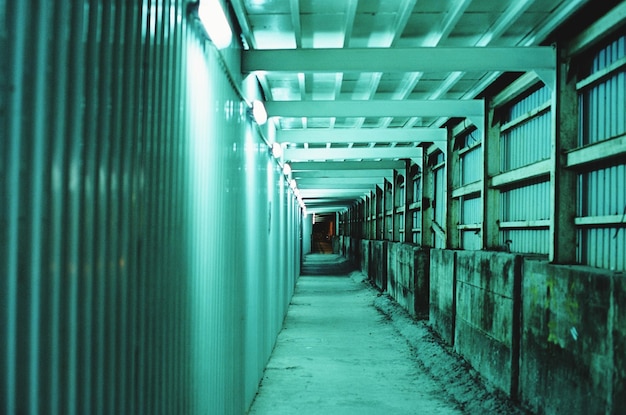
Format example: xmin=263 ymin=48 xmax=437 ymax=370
xmin=500 ymin=229 xmax=550 ymax=255
xmin=460 ymin=196 xmax=482 ymax=250
xmin=460 ymin=146 xmax=482 ymax=186
xmin=579 ymin=34 xmax=626 ymax=146
xmin=576 ymin=33 xmax=626 ymax=271
xmin=497 ymin=84 xmax=551 ymax=255
xmin=499 ymin=180 xmax=550 ymax=254
xmin=461 ymin=195 xmax=482 ymax=224
xmin=501 ymin=85 xmax=551 ymax=172
xmin=500 ymin=180 xmax=550 ymax=222
xmin=1 ymin=1 xmax=301 ymax=413
xmin=577 ymin=164 xmax=626 ymax=271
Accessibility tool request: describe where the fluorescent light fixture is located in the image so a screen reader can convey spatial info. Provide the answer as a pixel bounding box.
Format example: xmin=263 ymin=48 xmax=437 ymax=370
xmin=271 ymin=142 xmax=283 ymax=159
xmin=282 ymin=163 xmax=291 ymax=176
xmin=251 ymin=100 xmax=267 ymax=125
xmin=198 ymin=0 xmax=232 ymax=49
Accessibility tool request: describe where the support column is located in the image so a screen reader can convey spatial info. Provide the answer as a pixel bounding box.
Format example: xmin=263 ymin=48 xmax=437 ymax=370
xmin=392 ymin=170 xmax=399 ymax=242
xmin=483 ymin=102 xmax=501 ymax=250
xmin=421 ymin=147 xmax=435 ymax=248
xmin=404 ymin=159 xmax=413 ymax=243
xmin=447 ymin=128 xmax=461 ymax=249
xmin=550 ymin=46 xmax=577 ymax=263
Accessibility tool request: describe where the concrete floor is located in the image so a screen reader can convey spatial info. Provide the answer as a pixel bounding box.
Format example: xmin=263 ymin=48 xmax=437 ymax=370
xmin=248 ymin=254 xmax=463 ymax=415
xmin=249 ymin=253 xmax=532 ymax=415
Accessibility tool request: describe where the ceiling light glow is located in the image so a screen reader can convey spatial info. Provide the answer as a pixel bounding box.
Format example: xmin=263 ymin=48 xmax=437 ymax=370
xmin=282 ymin=163 xmax=291 ymax=176
xmin=271 ymin=142 xmax=283 ymax=159
xmin=198 ymin=0 xmax=232 ymax=49
xmin=252 ymin=100 xmax=268 ymax=125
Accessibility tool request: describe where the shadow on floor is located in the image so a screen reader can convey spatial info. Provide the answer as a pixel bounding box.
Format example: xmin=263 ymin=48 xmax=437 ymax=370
xmin=300 ymin=253 xmax=355 ymax=276
xmin=311 ymin=240 xmax=333 ymax=254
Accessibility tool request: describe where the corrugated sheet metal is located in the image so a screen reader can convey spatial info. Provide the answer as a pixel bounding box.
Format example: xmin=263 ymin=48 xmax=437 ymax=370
xmin=460 ymin=196 xmax=482 ymax=250
xmin=500 ymin=229 xmax=550 ymax=255
xmin=579 ymin=34 xmax=626 ymax=146
xmin=461 ymin=196 xmax=482 ymax=224
xmin=501 ymin=85 xmax=551 ymax=172
xmin=577 ymin=164 xmax=626 ymax=271
xmin=460 ymin=146 xmax=482 ymax=185
xmin=1 ymin=1 xmax=301 ymax=414
xmin=499 ymin=180 xmax=550 ymax=254
xmin=496 ymin=84 xmax=551 ymax=255
xmin=461 ymin=231 xmax=482 ymax=250
xmin=576 ymin=33 xmax=626 ymax=271
xmin=500 ymin=180 xmax=550 ymax=222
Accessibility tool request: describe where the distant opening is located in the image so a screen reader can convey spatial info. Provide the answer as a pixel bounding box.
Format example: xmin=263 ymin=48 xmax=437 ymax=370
xmin=312 ymin=214 xmax=335 ymax=253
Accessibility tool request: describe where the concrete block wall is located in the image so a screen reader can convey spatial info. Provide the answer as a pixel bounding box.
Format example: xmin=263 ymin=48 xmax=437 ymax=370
xmin=429 ymin=249 xmax=457 ymax=345
xmin=332 ymin=235 xmax=341 ymax=254
xmin=520 ymin=260 xmax=625 ymax=415
xmin=387 ymin=243 xmax=430 ymax=317
xmin=361 ymin=240 xmax=371 ymax=276
xmin=454 ymin=251 xmax=521 ymax=397
xmin=370 ymin=241 xmax=388 ymax=291
xmin=337 ymin=241 xmax=625 ymax=414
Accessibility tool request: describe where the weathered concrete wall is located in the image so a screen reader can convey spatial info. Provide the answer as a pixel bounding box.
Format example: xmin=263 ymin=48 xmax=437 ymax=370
xmin=614 ymin=277 xmax=626 ymax=414
xmin=386 ymin=243 xmax=429 ymax=317
xmin=429 ymin=249 xmax=457 ymax=345
xmin=358 ymin=243 xmax=625 ymax=414
xmin=360 ymin=240 xmax=370 ymax=275
xmin=520 ymin=260 xmax=626 ymax=415
xmin=454 ymin=251 xmax=520 ymax=397
xmin=350 ymin=237 xmax=361 ymax=267
xmin=332 ymin=236 xmax=341 ymax=254
xmin=370 ymin=241 xmax=388 ymax=291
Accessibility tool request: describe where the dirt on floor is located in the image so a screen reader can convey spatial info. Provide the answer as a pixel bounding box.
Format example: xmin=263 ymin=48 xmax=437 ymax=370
xmin=358 ymin=270 xmax=533 ymax=415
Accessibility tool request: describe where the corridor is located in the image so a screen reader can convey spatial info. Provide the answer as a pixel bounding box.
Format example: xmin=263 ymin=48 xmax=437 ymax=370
xmin=249 ymin=254 xmax=526 ymax=415
xmin=3 ymin=1 xmax=625 ymax=414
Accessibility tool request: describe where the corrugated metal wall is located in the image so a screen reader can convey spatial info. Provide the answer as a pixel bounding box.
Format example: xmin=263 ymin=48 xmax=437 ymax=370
xmin=460 ymin=130 xmax=482 ymax=186
xmin=578 ymin=165 xmax=626 ymax=270
xmin=1 ymin=1 xmax=300 ymax=413
xmin=499 ymin=85 xmax=551 ymax=254
xmin=579 ymin=35 xmax=626 ymax=146
xmin=458 ymin=129 xmax=482 ymax=249
xmin=500 ymin=86 xmax=551 ymax=171
xmin=577 ymin=33 xmax=626 ymax=271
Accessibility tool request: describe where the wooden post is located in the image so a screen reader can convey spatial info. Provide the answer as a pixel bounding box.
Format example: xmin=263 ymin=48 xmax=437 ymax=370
xmin=483 ymin=101 xmax=501 ymax=250
xmin=447 ymin=127 xmax=461 ymax=249
xmin=550 ymin=46 xmax=577 ymax=263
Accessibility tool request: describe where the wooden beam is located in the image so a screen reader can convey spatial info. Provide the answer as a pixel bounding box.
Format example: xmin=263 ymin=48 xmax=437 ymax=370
xmin=242 ymin=47 xmax=555 ymax=73
xmin=283 ymin=146 xmax=423 ymax=162
xmin=266 ymin=99 xmax=484 ymax=119
xmin=289 ymin=160 xmax=405 ymax=171
xmin=276 ymin=128 xmax=446 ymax=144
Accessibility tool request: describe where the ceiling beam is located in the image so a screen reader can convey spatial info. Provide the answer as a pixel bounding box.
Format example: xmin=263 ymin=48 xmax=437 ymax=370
xmin=308 ymin=208 xmax=348 ymax=213
xmin=294 ymin=169 xmax=393 ymax=179
xmin=266 ymin=100 xmax=484 ymax=118
xmin=242 ymin=47 xmax=555 ymax=73
xmin=284 ymin=146 xmax=423 ymax=161
xmin=304 ymin=198 xmax=356 ymax=204
xmin=300 ymin=192 xmax=369 ymax=198
xmin=277 ymin=128 xmax=445 ymax=144
xmin=289 ymin=160 xmax=406 ymax=171
xmin=298 ymin=179 xmax=372 ymax=192
xmin=297 ymin=177 xmax=383 ymax=187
